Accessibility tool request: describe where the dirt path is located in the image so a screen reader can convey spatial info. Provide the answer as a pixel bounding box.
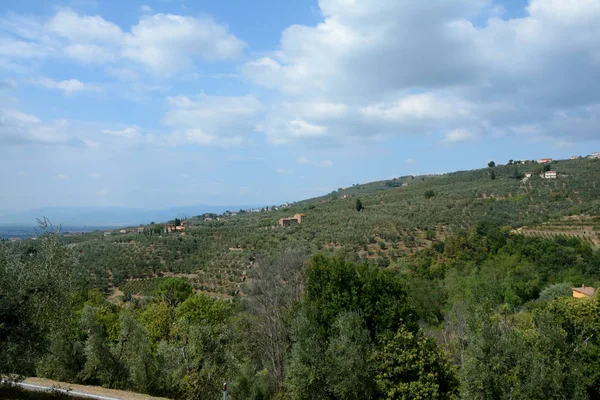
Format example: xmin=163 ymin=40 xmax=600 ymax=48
xmin=20 ymin=378 xmax=171 ymax=400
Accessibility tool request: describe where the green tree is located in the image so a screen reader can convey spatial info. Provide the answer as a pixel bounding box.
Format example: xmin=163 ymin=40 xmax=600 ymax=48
xmin=512 ymin=168 xmax=524 ymax=180
xmin=375 ymin=326 xmax=459 ymax=400
xmin=327 ymin=312 xmax=377 ymax=399
xmin=424 ymin=190 xmax=436 ymax=199
xmin=0 ymin=220 xmax=82 ymax=378
xmin=461 ymin=311 xmax=586 ymax=400
xmin=153 ymin=278 xmax=193 ymax=308
xmin=538 ymin=283 xmax=572 ymax=302
xmin=356 ymin=198 xmax=364 ymax=212
xmin=490 ymin=170 xmax=496 ymax=180
xmin=488 ymin=161 xmax=496 ymax=168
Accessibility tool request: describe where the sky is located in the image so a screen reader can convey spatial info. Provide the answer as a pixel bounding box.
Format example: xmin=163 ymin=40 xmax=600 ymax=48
xmin=1 ymin=0 xmax=600 ymax=212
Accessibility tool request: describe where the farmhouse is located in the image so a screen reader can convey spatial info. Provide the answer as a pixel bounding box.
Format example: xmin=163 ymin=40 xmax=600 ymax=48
xmin=572 ymin=285 xmax=595 ymax=298
xmin=589 ymin=152 xmax=600 ymax=159
xmin=571 ymin=156 xmax=581 ymax=160
xmin=538 ymin=158 xmax=552 ymax=164
xmin=103 ymin=231 xmax=112 ymax=237
xmin=279 ymin=213 xmax=306 ymax=227
xmin=540 ymin=170 xmax=557 ymax=179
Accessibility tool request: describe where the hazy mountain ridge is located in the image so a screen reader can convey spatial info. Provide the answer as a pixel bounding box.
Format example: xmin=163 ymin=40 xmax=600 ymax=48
xmin=0 ymin=205 xmax=255 ymax=228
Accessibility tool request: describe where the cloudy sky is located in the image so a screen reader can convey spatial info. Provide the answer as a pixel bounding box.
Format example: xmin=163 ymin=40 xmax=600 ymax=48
xmin=1 ymin=0 xmax=600 ymax=211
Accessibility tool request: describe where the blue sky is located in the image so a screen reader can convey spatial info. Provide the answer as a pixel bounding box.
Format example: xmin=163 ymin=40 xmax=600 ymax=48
xmin=1 ymin=0 xmax=599 ymax=212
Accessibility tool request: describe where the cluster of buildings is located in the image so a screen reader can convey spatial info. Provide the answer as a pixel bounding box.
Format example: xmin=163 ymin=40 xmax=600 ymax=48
xmin=104 ymin=227 xmax=145 ymax=237
xmin=570 ymin=152 xmax=600 ymax=160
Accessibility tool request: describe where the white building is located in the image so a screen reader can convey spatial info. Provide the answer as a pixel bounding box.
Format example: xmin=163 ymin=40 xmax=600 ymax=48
xmin=541 ymin=171 xmax=557 ymax=179
xmin=589 ymin=152 xmax=600 ymax=159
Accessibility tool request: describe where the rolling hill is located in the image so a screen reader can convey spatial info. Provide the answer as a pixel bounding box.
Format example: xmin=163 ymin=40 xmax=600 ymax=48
xmin=31 ymin=157 xmax=598 ymax=298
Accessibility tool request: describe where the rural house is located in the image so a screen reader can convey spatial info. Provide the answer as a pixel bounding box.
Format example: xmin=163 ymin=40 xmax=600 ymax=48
xmin=589 ymin=152 xmax=600 ymax=159
xmin=279 ymin=213 xmax=306 ymax=227
xmin=572 ymin=285 xmax=595 ymax=298
xmin=541 ymin=171 xmax=557 ymax=179
xmin=538 ymin=158 xmax=552 ymax=164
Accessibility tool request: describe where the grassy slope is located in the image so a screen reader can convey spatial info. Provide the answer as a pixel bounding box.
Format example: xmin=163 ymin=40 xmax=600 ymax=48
xmin=61 ymin=158 xmax=600 ymax=297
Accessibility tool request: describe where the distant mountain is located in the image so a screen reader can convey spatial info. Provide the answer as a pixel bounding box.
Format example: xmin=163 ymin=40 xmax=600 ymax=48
xmin=0 ymin=205 xmax=254 ymax=227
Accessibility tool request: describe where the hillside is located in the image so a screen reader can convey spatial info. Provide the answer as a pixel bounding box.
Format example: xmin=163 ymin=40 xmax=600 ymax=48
xmin=43 ymin=157 xmax=600 ymax=297
xmin=4 ymin=157 xmax=600 ymax=400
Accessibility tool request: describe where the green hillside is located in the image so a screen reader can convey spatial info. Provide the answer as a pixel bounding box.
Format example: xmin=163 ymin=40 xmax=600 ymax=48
xmin=4 ymin=157 xmax=600 ymax=400
xmin=52 ymin=157 xmax=600 ymax=296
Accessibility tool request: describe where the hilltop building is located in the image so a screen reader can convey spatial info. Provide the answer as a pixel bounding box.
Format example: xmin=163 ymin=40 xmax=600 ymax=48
xmin=279 ymin=213 xmax=306 ymax=227
xmin=538 ymin=158 xmax=552 ymax=164
xmin=589 ymin=152 xmax=600 ymax=159
xmin=573 ymin=285 xmax=595 ymax=298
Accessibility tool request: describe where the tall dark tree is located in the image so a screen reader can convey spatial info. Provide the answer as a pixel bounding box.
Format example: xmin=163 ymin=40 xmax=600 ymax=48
xmin=356 ymin=199 xmax=364 ymax=212
xmin=488 ymin=161 xmax=496 ymax=168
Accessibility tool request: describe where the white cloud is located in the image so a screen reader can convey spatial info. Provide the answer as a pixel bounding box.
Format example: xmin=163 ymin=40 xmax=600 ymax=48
xmin=55 ymin=174 xmax=70 ymax=180
xmin=28 ymin=77 xmax=104 ymax=95
xmin=298 ymin=157 xmax=333 ymax=168
xmin=1 ymin=8 xmax=246 ymax=74
xmin=244 ymin=0 xmax=600 ymax=145
xmin=161 ymin=93 xmax=262 ymax=146
xmin=123 ymin=13 xmax=245 ymax=74
xmin=443 ymin=129 xmax=478 ymax=143
xmin=47 ymin=9 xmax=124 ymax=43
xmin=83 ymin=139 xmax=100 ymax=149
xmin=104 ymin=67 xmax=140 ymax=81
xmin=101 ymin=127 xmax=139 ymax=138
xmin=404 ymin=158 xmax=415 ymax=165
xmin=0 ymin=108 xmax=77 ymax=146
xmin=64 ymin=43 xmax=117 ymax=64
xmin=276 ymin=168 xmax=294 ymax=175
xmin=140 ymin=5 xmax=153 ymax=13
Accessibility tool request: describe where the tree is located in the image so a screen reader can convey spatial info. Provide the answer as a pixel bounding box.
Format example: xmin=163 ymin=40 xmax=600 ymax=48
xmin=490 ymin=171 xmax=496 ymax=180
xmin=356 ymin=198 xmax=364 ymax=212
xmin=538 ymin=283 xmax=573 ymax=302
xmin=461 ymin=311 xmax=586 ymax=400
xmin=512 ymin=169 xmax=524 ymax=180
xmin=174 ymin=218 xmax=181 ymax=227
xmin=375 ymin=326 xmax=459 ymax=400
xmin=246 ymin=249 xmax=307 ymax=390
xmin=326 ymin=312 xmax=377 ymax=399
xmin=424 ymin=190 xmax=436 ymax=199
xmin=153 ymin=278 xmax=193 ymax=308
xmin=0 ymin=220 xmax=82 ymax=378
xmin=488 ymin=161 xmax=496 ymax=168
